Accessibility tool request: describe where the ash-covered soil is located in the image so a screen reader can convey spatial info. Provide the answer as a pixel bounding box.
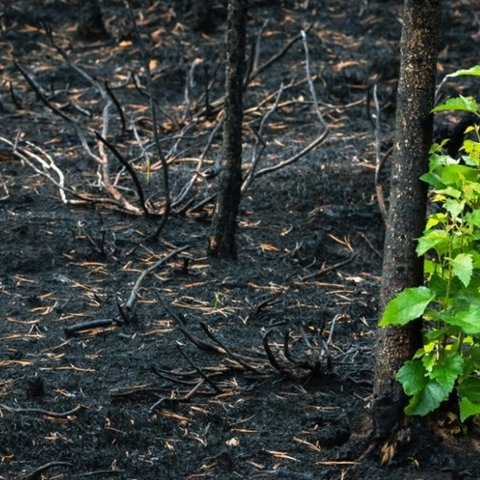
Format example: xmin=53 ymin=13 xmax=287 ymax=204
xmin=1 ymin=1 xmax=480 ymax=479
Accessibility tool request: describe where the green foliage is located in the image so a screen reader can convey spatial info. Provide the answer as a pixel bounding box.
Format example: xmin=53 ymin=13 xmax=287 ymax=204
xmin=380 ymin=67 xmax=480 ymax=422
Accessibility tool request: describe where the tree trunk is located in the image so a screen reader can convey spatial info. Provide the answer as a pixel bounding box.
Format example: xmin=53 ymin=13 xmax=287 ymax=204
xmin=207 ymin=0 xmax=246 ymax=258
xmin=372 ymin=0 xmax=442 ymax=440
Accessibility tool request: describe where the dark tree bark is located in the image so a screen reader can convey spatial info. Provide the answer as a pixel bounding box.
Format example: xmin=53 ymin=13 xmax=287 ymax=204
xmin=372 ymin=0 xmax=442 ymax=440
xmin=207 ymin=0 xmax=246 ymax=258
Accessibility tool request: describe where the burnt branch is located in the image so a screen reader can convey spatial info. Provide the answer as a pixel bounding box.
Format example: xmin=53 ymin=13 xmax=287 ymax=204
xmin=175 ymin=343 xmax=222 ymax=393
xmin=122 ymin=245 xmax=190 ymax=320
xmin=15 ymin=461 xmax=73 ymax=480
xmin=0 ymin=404 xmax=84 ymax=418
xmin=64 ymin=319 xmax=119 ymax=337
xmin=199 ymin=321 xmax=259 ymax=372
xmin=94 ymin=131 xmax=150 ymax=216
xmin=299 ymin=252 xmax=359 ymax=281
xmin=125 ymin=0 xmax=171 ymax=239
xmin=243 ymin=29 xmax=329 ymax=184
xmin=263 ymin=326 xmax=330 ymax=378
xmin=247 ymin=24 xmax=313 ymax=85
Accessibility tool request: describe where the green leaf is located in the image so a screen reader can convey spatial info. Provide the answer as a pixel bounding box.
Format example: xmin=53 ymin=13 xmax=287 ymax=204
xmin=422 ymin=352 xmax=437 ymax=373
xmin=420 ymin=171 xmax=444 ymax=189
xmin=380 ymin=287 xmax=435 ymax=326
xmin=465 ymin=210 xmax=480 ymax=227
xmin=440 ymin=164 xmax=478 ymax=186
xmin=396 ymin=359 xmax=427 ymax=395
xmin=425 ymin=213 xmax=448 ymax=230
xmin=429 ymin=152 xmax=458 ymax=169
xmin=458 ymin=377 xmax=480 ymax=402
xmin=448 ymin=65 xmax=480 ymax=78
xmin=437 ymin=186 xmax=462 ymax=199
xmin=404 ymin=381 xmax=451 ymax=416
xmin=446 ymin=305 xmax=480 ymax=334
xmin=444 ymin=198 xmax=465 ymax=219
xmin=459 ymin=398 xmax=480 ymax=422
xmin=451 ymin=253 xmax=473 ymax=287
xmin=429 ymin=353 xmax=464 ymax=389
xmin=462 ymin=139 xmax=480 ymax=162
xmin=433 ymin=96 xmax=479 ymax=115
xmin=416 ymin=230 xmax=449 ymax=256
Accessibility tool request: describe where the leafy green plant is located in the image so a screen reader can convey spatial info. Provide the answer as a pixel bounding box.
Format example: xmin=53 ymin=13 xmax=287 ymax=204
xmin=380 ymin=66 xmax=480 ymax=422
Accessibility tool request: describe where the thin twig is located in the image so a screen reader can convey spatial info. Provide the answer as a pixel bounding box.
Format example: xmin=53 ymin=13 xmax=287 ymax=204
xmin=132 ymin=73 xmax=180 ymax=128
xmin=301 ymin=30 xmax=328 ymax=130
xmin=253 ymin=20 xmax=269 ymax=72
xmin=172 ymin=120 xmax=223 ymax=208
xmin=242 ymin=82 xmax=285 ymax=192
xmin=176 ymin=343 xmax=222 ymax=393
xmin=263 ymin=329 xmax=287 ymax=373
xmin=44 ymin=26 xmax=125 ymax=204
xmin=253 ymin=130 xmax=328 ymax=178
xmin=0 ymin=404 xmax=84 ymax=418
xmin=199 ymin=322 xmax=259 ymax=372
xmin=162 ymin=300 xmax=224 ymax=354
xmin=14 ymin=58 xmax=143 ymax=214
xmin=283 ymin=328 xmax=320 ymax=370
xmin=247 ymin=25 xmax=313 ymax=84
xmin=357 ymin=232 xmax=382 ymax=258
xmin=8 ymin=80 xmax=23 ymax=109
xmin=248 ymin=30 xmax=329 ymax=180
xmin=94 ymin=131 xmax=150 ymax=216
xmin=125 ymin=0 xmax=171 ymax=239
xmin=123 ymin=245 xmax=190 ymax=318
xmin=16 ymin=461 xmax=73 ymax=480
xmin=299 ymin=252 xmax=358 ymax=281
xmin=76 ymin=469 xmax=125 ymax=478
xmin=151 ymin=366 xmax=200 ymax=386
xmin=64 ymin=319 xmax=118 ymax=337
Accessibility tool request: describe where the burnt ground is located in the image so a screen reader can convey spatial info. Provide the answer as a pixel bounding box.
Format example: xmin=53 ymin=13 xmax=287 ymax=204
xmin=1 ymin=1 xmax=480 ymax=479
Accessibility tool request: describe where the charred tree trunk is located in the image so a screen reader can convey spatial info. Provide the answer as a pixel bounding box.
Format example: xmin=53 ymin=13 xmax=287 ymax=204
xmin=372 ymin=0 xmax=442 ymax=440
xmin=207 ymin=0 xmax=246 ymax=258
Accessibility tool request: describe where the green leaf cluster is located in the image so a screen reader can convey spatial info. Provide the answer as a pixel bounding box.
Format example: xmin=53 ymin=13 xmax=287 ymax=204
xmin=381 ymin=66 xmax=480 ymax=422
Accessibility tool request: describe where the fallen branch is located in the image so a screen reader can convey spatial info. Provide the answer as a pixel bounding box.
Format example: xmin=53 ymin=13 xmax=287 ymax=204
xmin=1 ymin=404 xmax=84 ymax=418
xmin=76 ymin=469 xmax=125 ymax=478
xmin=149 ymin=379 xmax=205 ymax=414
xmin=299 ymin=252 xmax=359 ymax=281
xmin=125 ymin=0 xmax=171 ymax=239
xmin=263 ymin=326 xmax=328 ymax=378
xmin=244 ymin=29 xmax=329 ymax=183
xmin=199 ymin=322 xmax=259 ymax=372
xmin=64 ymin=319 xmax=118 ymax=337
xmin=94 ymin=131 xmax=150 ymax=216
xmin=248 ymin=24 xmax=313 ymax=85
xmin=164 ymin=303 xmax=223 ymax=354
xmin=15 ymin=461 xmax=73 ymax=480
xmin=13 ymin=59 xmax=143 ymax=215
xmin=176 ymin=343 xmax=222 ymax=393
xmin=122 ymin=245 xmax=190 ymax=320
xmin=242 ymin=82 xmax=285 ymax=192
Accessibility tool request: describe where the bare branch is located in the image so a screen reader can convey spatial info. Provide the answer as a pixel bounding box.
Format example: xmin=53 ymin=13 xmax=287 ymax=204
xmin=123 ymin=245 xmax=190 ymax=319
xmin=124 ymin=0 xmax=171 ymax=238
xmin=245 ymin=29 xmax=329 ymax=182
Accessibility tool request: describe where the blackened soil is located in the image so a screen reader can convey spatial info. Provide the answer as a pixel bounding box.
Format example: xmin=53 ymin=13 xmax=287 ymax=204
xmin=1 ymin=1 xmax=480 ymax=479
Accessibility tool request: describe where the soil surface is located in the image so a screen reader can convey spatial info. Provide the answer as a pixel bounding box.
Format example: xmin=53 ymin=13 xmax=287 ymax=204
xmin=1 ymin=1 xmax=480 ymax=479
